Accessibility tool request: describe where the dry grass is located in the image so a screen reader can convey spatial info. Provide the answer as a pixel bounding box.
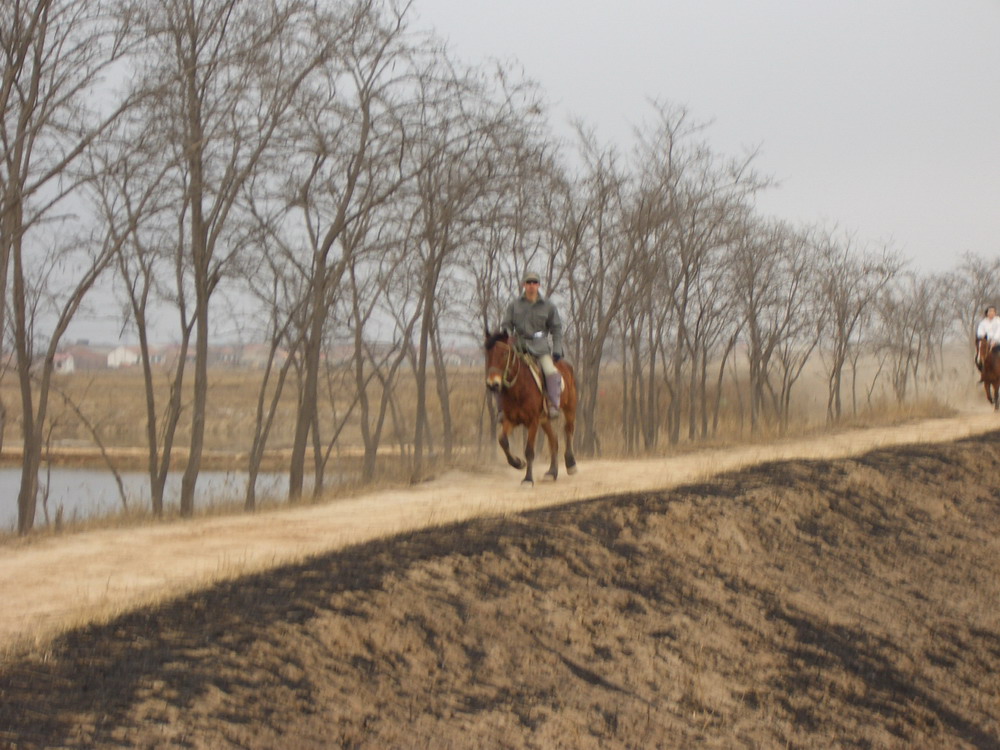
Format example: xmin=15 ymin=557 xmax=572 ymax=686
xmin=0 ymin=366 xmax=494 ymax=459
xmin=0 ymin=358 xmax=969 ymax=460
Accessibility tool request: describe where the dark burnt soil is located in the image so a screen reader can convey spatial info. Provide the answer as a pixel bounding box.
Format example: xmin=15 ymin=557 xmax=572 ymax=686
xmin=2 ymin=435 xmax=1000 ymax=749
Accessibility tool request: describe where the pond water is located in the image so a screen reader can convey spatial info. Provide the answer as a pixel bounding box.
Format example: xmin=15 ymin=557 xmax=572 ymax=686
xmin=0 ymin=468 xmax=287 ymax=532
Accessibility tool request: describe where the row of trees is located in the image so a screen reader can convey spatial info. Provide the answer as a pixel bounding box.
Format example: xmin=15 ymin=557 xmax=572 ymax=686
xmin=2 ymin=0 xmax=993 ymax=534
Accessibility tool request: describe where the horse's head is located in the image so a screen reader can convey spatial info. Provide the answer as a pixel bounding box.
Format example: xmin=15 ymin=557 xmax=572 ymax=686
xmin=484 ymin=330 xmax=512 ymax=391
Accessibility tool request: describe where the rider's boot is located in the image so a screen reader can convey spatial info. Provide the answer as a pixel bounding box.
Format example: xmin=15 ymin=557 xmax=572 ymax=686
xmin=545 ymin=373 xmax=562 ymax=419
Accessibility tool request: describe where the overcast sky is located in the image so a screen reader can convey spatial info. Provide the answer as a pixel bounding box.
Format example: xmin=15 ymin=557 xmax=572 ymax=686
xmin=413 ymin=0 xmax=1000 ymax=273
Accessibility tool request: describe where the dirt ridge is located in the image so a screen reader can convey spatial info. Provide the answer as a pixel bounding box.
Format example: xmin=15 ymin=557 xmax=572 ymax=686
xmin=1 ymin=418 xmax=998 ymax=747
xmin=2 ymin=412 xmax=1000 ymax=656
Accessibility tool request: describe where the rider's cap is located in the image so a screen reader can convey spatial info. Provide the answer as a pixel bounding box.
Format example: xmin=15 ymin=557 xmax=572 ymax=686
xmin=523 ymin=271 xmax=540 ymax=284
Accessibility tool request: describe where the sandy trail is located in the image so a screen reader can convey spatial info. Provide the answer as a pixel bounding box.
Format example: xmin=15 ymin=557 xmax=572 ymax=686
xmin=2 ymin=411 xmax=998 ymax=654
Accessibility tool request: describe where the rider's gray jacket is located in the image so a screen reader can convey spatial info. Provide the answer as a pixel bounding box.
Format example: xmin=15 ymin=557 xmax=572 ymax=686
xmin=502 ymin=293 xmax=563 ymax=359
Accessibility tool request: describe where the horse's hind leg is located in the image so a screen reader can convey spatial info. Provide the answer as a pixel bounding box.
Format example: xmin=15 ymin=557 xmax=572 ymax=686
xmin=541 ymin=419 xmax=559 ymax=481
xmin=522 ymin=422 xmax=538 ymax=486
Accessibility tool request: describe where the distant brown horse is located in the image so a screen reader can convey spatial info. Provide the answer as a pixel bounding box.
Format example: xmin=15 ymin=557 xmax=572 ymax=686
xmin=485 ymin=331 xmax=577 ymax=485
xmin=978 ymin=338 xmax=1000 ymax=411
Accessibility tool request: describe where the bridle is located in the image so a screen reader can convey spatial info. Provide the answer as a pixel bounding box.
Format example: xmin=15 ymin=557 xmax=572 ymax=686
xmin=489 ymin=340 xmax=522 ymax=389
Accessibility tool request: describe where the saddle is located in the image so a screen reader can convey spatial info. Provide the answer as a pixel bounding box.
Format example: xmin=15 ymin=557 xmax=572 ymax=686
xmin=522 ymin=354 xmax=545 ymax=392
xmin=522 ymin=353 xmax=564 ymax=410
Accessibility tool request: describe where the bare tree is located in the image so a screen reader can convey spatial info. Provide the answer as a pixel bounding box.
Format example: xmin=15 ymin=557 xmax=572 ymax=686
xmin=816 ymin=230 xmax=901 ymax=423
xmin=761 ymin=226 xmax=820 ymax=433
xmin=261 ymin=0 xmax=419 ymax=499
xmin=237 ymin=242 xmax=306 ymax=510
xmin=875 ymin=270 xmax=951 ymax=404
xmin=626 ymin=103 xmax=765 ymax=445
xmin=560 ymin=126 xmax=632 ymax=455
xmin=91 ymin=117 xmax=187 ymax=517
xmin=616 ymin=176 xmax=677 ymax=452
xmin=344 ymin=244 xmax=417 ymax=482
xmin=123 ymin=0 xmax=324 ymax=515
xmin=731 ymin=220 xmax=822 ymax=434
xmin=1 ymin=0 xmax=135 ymax=533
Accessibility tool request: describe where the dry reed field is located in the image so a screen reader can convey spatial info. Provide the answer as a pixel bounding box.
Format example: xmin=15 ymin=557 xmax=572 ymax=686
xmin=0 ymin=367 xmax=495 ymax=470
xmin=0 ymin=350 xmax=973 ymax=467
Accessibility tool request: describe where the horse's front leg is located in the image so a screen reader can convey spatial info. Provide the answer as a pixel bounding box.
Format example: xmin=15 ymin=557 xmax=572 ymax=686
xmin=563 ymin=409 xmax=577 ymax=475
xmin=540 ymin=418 xmax=559 ymax=481
xmin=522 ymin=421 xmax=538 ymax=486
xmin=498 ymin=420 xmax=524 ymax=470
xmin=986 ymin=381 xmax=994 ymax=405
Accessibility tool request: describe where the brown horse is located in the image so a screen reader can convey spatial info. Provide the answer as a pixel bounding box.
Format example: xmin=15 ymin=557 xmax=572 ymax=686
xmin=978 ymin=338 xmax=1000 ymax=410
xmin=485 ymin=331 xmax=577 ymax=485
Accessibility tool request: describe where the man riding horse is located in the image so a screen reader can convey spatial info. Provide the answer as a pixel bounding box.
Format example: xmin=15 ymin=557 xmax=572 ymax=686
xmin=498 ymin=271 xmax=563 ymax=420
xmin=976 ymin=305 xmax=1000 ymax=377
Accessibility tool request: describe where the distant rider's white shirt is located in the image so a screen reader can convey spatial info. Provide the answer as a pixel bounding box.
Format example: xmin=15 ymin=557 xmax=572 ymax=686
xmin=977 ymin=316 xmax=1000 ymax=344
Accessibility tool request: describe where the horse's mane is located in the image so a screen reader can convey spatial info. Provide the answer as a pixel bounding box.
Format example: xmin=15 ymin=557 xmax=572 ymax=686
xmin=485 ymin=330 xmax=509 ymax=350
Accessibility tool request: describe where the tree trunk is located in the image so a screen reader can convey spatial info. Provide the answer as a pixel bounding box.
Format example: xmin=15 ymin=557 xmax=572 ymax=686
xmin=411 ymin=283 xmax=436 ymax=481
xmin=245 ymin=338 xmax=294 ymax=511
xmin=430 ymin=322 xmax=454 ymax=461
xmin=12 ymin=227 xmax=38 ymax=533
xmin=289 ymin=291 xmax=326 ymax=499
xmin=180 ymin=300 xmax=209 ymax=517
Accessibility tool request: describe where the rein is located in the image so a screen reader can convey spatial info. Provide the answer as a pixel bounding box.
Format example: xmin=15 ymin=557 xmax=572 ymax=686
xmin=499 ymin=343 xmax=521 ymax=388
xmin=487 ymin=335 xmax=543 ymax=394
xmin=499 ymin=341 xmax=547 ymax=395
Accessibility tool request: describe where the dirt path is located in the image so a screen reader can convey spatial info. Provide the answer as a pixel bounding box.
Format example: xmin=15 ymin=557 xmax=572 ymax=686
xmin=2 ymin=411 xmax=998 ymax=654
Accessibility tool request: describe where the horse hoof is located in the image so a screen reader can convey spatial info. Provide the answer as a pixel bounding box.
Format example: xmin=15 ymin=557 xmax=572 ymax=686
xmin=543 ymin=472 xmax=557 ymax=482
xmin=521 ymin=479 xmax=534 ymax=488
xmin=567 ymin=465 xmax=578 ymax=475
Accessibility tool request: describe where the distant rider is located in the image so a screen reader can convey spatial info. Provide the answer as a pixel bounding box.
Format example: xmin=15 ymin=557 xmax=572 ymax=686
xmin=500 ymin=271 xmax=564 ymax=420
xmin=976 ymin=305 xmax=1000 ymax=376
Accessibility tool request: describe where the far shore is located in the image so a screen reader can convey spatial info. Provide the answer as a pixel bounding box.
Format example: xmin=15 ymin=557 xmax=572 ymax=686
xmin=0 ymin=442 xmax=429 ymax=474
xmin=0 ymin=445 xmax=258 ymax=472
